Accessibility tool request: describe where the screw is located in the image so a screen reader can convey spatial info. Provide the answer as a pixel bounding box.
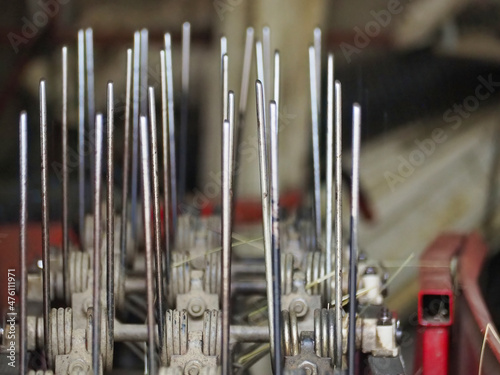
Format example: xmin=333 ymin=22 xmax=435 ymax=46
xmin=378 ymin=307 xmax=392 ymax=326
xmin=187 ymin=298 xmax=205 ymax=318
xmin=290 ymin=298 xmax=308 ymax=317
xmin=395 ymin=319 xmax=403 ymax=344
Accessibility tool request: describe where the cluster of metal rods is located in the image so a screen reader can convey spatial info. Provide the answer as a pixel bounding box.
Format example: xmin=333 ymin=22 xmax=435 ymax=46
xmin=17 ymin=24 xmax=362 ymax=375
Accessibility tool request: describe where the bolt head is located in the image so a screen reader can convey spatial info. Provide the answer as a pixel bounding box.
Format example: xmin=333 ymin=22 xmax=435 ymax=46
xmin=187 ymin=298 xmax=206 ymax=318
xmin=290 ymin=298 xmax=308 ymax=317
xmin=298 ymin=360 xmax=318 ymax=375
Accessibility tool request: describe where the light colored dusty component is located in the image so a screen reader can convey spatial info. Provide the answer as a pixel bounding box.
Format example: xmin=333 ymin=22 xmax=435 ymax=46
xmin=163 ymin=309 xmax=220 ymax=372
xmin=202 ymin=310 xmax=221 ymax=358
xmin=375 ymin=322 xmax=398 ymax=357
xmin=200 ymin=366 xmax=222 ymax=375
xmin=158 ymin=367 xmax=183 ymax=375
xmin=165 ymin=309 xmax=189 ymax=365
xmin=203 ymin=252 xmax=221 ymax=296
xmin=169 ymin=253 xmax=192 ymax=306
xmin=282 ymin=271 xmax=321 ymax=332
xmin=177 ymin=270 xmax=219 ymax=327
xmin=359 ymin=269 xmax=383 ymax=306
xmin=50 ymin=308 xmax=72 ymax=364
xmin=27 ymin=371 xmax=54 ymax=375
xmin=54 ymin=325 xmax=92 ymax=375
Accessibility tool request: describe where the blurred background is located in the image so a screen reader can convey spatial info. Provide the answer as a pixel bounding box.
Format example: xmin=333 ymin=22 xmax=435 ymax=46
xmin=2 ymin=0 xmax=500 ymax=345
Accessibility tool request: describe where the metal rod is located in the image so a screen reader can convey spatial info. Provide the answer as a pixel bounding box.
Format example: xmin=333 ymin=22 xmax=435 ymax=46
xmin=39 ymin=79 xmax=52 ymax=368
xmin=140 ymin=29 xmax=149 ymax=117
xmin=222 ymin=54 xmax=229 ymax=126
xmin=114 ymin=323 xmax=270 ymax=343
xmin=325 ymin=54 xmax=334 ymax=310
xmin=86 ymin=28 xmax=95 ymax=214
xmin=19 ymin=111 xmax=28 ymax=375
xmin=160 ymin=49 xmax=171 ymax=281
xmin=106 ymin=82 xmax=115 ymax=363
xmin=227 ymin=87 xmax=235 ymax=182
xmin=78 ymin=30 xmax=85 ymax=248
xmin=262 ymin=26 xmax=271 ymax=103
xmin=179 ymin=22 xmax=191 ymax=203
xmin=314 ymin=27 xmax=321 ymax=116
xmin=254 ymin=80 xmax=274 ymax=366
xmin=164 ymin=33 xmax=178 ymax=234
xmin=348 ymin=104 xmax=361 ymax=375
xmin=92 ymin=113 xmax=104 ymax=375
xmin=222 ymin=91 xmax=235 ymax=374
xmin=309 ymin=46 xmax=322 ymax=248
xmin=273 ymin=50 xmax=280 ymax=113
xmin=255 ymin=41 xmax=267 ymax=133
xmin=238 ymin=27 xmax=254 ymax=119
xmin=139 ymin=115 xmax=157 ymax=375
xmin=234 ymin=27 xmax=254 ymax=192
xmin=334 ymin=79 xmax=343 ymax=369
xmin=269 ymin=100 xmax=282 ymax=375
xmin=148 ymin=86 xmax=165 ymax=364
xmin=120 ymin=48 xmax=132 ymax=284
xmin=62 ymin=46 xmax=69 ymax=302
xmin=131 ymin=31 xmax=141 ymax=245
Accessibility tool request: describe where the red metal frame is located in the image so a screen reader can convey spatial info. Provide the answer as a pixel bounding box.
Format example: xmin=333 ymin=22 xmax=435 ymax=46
xmin=415 ymin=233 xmax=464 ymax=375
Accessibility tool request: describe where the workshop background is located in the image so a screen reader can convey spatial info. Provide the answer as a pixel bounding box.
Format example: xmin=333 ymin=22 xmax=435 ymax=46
xmin=1 ymin=0 xmax=500 ymax=372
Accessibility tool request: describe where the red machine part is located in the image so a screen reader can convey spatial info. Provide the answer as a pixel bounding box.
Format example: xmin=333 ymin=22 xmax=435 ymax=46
xmin=415 ymin=232 xmax=500 ymax=375
xmin=449 ymin=233 xmax=500 ymax=375
xmin=415 ymin=233 xmax=464 ymax=375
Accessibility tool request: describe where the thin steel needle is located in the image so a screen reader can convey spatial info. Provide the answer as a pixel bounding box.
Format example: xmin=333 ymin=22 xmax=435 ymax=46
xmin=140 ymin=29 xmax=149 ymax=117
xmin=139 ymin=115 xmax=157 ymax=375
xmin=179 ymin=22 xmax=191 ymax=203
xmin=78 ymin=30 xmax=85 ymax=248
xmin=314 ymin=28 xmax=322 ymax=116
xmin=164 ymin=33 xmax=178 ymax=235
xmin=255 ymin=41 xmax=267 ymax=133
xmin=86 ymin=28 xmax=95 ymax=213
xmin=221 ymin=37 xmax=228 ymax=153
xmin=221 ymin=98 xmax=235 ymax=374
xmin=262 ymin=26 xmax=271 ymax=103
xmin=334 ymin=79 xmax=343 ymax=369
xmin=325 ymin=54 xmax=334 ymax=309
xmin=106 ymin=82 xmax=115 ymax=367
xmin=40 ymin=79 xmax=52 ymax=368
xmin=255 ymin=80 xmax=274 ymax=366
xmin=131 ymin=31 xmax=141 ymax=246
xmin=273 ymin=50 xmax=280 ymax=114
xmin=238 ymin=27 xmax=254 ymax=127
xmin=62 ymin=46 xmax=69 ymax=302
xmin=222 ymin=54 xmax=229 ymax=133
xmin=92 ymin=113 xmax=103 ymax=375
xmin=19 ymin=111 xmax=28 ymax=375
xmin=148 ymin=86 xmax=165 ymax=364
xmin=227 ymin=87 xmax=235 ymax=184
xmin=234 ymin=27 xmax=254 ymax=192
xmin=120 ymin=49 xmax=132 ymax=283
xmin=160 ymin=49 xmax=171 ymax=281
xmin=309 ymin=46 xmax=322 ymax=248
xmin=348 ymin=104 xmax=361 ymax=375
xmin=270 ymin=100 xmax=282 ymax=375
